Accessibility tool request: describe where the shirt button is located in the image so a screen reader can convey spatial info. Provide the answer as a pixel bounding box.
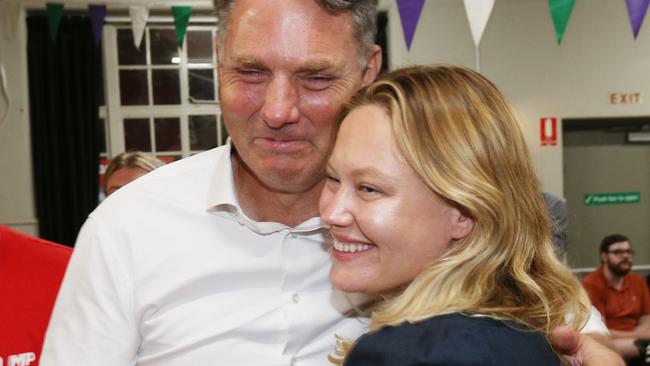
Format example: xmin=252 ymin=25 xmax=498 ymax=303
xmin=292 ymin=293 xmax=300 ymax=304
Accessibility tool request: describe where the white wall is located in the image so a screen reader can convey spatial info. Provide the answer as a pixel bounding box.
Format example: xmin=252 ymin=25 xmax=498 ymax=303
xmin=0 ymin=4 xmax=37 ymax=235
xmin=384 ymin=0 xmax=650 ymax=197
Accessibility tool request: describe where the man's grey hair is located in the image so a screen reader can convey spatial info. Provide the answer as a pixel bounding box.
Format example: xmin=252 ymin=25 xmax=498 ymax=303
xmin=213 ymin=0 xmax=378 ymax=69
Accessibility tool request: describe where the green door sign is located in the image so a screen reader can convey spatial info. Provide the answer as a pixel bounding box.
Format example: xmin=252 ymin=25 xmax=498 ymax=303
xmin=584 ymin=192 xmax=641 ymax=206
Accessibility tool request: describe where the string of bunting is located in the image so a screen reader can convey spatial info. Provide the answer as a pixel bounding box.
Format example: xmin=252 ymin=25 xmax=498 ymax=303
xmin=395 ymin=0 xmax=650 ymax=50
xmin=36 ymin=0 xmax=650 ymax=51
xmin=44 ymin=2 xmax=192 ymax=49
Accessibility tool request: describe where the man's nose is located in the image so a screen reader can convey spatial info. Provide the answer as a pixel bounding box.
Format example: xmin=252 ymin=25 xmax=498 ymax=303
xmin=260 ymin=76 xmax=300 ymax=128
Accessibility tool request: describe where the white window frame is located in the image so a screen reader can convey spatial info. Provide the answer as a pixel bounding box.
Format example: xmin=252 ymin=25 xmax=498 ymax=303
xmin=102 ymin=22 xmax=222 ymax=159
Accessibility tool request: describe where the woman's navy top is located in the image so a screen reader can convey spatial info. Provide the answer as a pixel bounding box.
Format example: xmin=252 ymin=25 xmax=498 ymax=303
xmin=344 ymin=313 xmax=561 ymax=366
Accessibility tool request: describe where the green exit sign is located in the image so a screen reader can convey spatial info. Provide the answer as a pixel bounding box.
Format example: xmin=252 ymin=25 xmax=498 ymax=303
xmin=584 ymin=192 xmax=640 ymax=206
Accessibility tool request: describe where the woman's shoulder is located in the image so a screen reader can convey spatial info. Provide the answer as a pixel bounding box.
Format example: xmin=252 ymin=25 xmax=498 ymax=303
xmin=344 ymin=313 xmax=561 ymax=366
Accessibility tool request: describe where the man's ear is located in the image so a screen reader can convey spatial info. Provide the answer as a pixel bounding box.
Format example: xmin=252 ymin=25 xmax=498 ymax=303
xmin=600 ymin=252 xmax=607 ymax=264
xmin=450 ymin=207 xmax=474 ymax=240
xmin=362 ymin=45 xmax=382 ymax=86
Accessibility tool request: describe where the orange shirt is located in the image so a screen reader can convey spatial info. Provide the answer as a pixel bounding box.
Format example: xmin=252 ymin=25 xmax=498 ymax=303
xmin=582 ymin=266 xmax=650 ymax=331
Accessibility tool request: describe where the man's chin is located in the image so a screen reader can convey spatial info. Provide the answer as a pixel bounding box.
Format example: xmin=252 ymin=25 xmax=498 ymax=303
xmin=611 ymin=264 xmax=632 ymax=277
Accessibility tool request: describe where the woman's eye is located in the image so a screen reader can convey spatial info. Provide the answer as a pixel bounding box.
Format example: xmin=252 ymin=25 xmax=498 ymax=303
xmin=326 ymin=174 xmax=340 ymax=184
xmin=358 ymin=185 xmax=379 ymax=194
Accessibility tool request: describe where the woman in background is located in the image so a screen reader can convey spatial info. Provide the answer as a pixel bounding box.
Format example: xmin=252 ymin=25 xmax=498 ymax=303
xmin=103 ymin=151 xmax=164 ymax=197
xmin=320 ymin=65 xmax=591 ymax=365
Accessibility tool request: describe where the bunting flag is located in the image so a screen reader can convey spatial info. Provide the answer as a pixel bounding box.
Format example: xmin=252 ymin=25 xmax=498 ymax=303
xmin=396 ymin=0 xmax=425 ymax=50
xmin=1 ymin=2 xmax=21 ymax=42
xmin=129 ymin=5 xmax=150 ymax=49
xmin=548 ymin=0 xmax=575 ymax=44
xmin=46 ymin=3 xmax=64 ymax=44
xmin=626 ymin=0 xmax=650 ymax=39
xmin=88 ymin=5 xmax=107 ymax=47
xmin=463 ymin=0 xmax=495 ymax=47
xmin=172 ymin=6 xmax=193 ymax=48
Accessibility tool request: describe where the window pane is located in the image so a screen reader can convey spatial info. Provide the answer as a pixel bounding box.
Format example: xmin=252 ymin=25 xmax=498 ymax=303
xmin=124 ymin=118 xmax=151 ymax=151
xmin=189 ymin=115 xmax=218 ymax=150
xmin=150 ymin=29 xmax=178 ymax=65
xmin=154 ymin=117 xmax=181 ymax=152
xmin=98 ymin=118 xmax=107 ymax=154
xmin=120 ymin=70 xmax=149 ymax=105
xmin=187 ymin=31 xmax=213 ymax=65
xmin=118 ymin=29 xmax=147 ymax=65
xmin=152 ymin=69 xmax=180 ymax=105
xmin=189 ymin=69 xmax=215 ymax=101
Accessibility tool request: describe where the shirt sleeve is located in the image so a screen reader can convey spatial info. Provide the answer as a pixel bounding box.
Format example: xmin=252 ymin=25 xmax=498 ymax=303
xmin=40 ymin=217 xmax=139 ymax=366
xmin=579 ymin=306 xmax=610 ymax=335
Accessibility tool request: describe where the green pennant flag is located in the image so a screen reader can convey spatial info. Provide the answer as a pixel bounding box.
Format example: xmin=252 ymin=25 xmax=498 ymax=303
xmin=47 ymin=3 xmax=64 ymax=44
xmin=172 ymin=6 xmax=192 ymax=48
xmin=548 ymin=0 xmax=575 ymax=44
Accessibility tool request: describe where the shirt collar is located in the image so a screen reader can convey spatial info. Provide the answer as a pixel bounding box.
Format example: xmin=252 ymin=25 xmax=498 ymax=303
xmin=205 ymin=141 xmax=328 ymax=235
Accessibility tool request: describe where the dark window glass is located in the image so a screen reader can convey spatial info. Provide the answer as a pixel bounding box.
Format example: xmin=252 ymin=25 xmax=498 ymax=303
xmin=150 ymin=29 xmax=178 ymax=65
xmin=188 ymin=69 xmax=215 ymax=101
xmin=124 ymin=118 xmax=151 ymax=151
xmin=154 ymin=117 xmax=181 ymax=152
xmin=152 ymin=69 xmax=180 ymax=105
xmin=117 ymin=28 xmax=147 ymax=65
xmin=187 ymin=31 xmax=213 ymax=65
xmin=189 ymin=115 xmax=218 ymax=150
xmin=119 ymin=70 xmax=149 ymax=105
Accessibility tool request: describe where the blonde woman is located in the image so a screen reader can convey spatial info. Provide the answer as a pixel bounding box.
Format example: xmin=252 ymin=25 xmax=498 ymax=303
xmin=103 ymin=151 xmax=164 ymax=197
xmin=319 ymin=65 xmax=591 ymax=365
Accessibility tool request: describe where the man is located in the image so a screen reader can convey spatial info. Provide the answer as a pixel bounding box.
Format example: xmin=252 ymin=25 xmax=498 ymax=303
xmin=0 ymin=225 xmax=71 ymax=366
xmin=41 ymin=1 xmax=621 ymax=365
xmin=582 ymin=234 xmax=650 ymax=361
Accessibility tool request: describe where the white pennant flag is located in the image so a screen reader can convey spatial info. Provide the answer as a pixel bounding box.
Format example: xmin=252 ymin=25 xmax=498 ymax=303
xmin=1 ymin=2 xmax=21 ymax=42
xmin=130 ymin=5 xmax=150 ymax=49
xmin=463 ymin=0 xmax=496 ymax=47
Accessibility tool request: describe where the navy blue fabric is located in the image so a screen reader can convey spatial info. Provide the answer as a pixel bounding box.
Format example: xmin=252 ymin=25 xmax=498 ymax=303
xmin=344 ymin=313 xmax=561 ymax=366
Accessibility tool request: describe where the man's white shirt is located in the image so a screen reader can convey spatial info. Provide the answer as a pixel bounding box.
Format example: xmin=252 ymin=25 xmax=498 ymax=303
xmin=41 ymin=144 xmax=369 ymax=366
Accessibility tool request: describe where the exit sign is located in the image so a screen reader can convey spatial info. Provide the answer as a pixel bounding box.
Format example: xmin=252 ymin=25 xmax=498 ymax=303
xmin=584 ymin=192 xmax=640 ymax=206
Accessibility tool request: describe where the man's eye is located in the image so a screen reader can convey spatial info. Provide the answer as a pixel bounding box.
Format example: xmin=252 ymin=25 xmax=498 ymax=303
xmin=302 ymin=76 xmax=333 ymax=91
xmin=237 ymin=69 xmax=266 ymax=83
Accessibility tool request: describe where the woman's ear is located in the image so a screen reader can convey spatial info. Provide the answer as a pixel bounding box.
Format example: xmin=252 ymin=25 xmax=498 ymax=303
xmin=450 ymin=208 xmax=474 ymax=240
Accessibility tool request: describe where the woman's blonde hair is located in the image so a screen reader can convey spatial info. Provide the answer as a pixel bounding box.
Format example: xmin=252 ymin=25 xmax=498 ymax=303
xmin=332 ymin=65 xmax=590 ymax=362
xmin=103 ymin=151 xmax=164 ymax=195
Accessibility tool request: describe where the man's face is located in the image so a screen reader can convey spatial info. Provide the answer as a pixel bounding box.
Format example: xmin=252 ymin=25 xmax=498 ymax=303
xmin=218 ymin=0 xmax=378 ymax=193
xmin=602 ymin=240 xmax=634 ymax=277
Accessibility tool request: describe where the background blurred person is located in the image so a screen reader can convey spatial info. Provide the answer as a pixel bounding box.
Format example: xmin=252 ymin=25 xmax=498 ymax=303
xmin=0 ymin=225 xmax=71 ymax=366
xmin=582 ymin=234 xmax=650 ymax=363
xmin=103 ymin=151 xmax=164 ymax=197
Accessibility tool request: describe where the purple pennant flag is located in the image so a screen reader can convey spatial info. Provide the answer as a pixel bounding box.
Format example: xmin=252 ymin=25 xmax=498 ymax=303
xmin=397 ymin=0 xmax=426 ymax=50
xmin=626 ymin=0 xmax=650 ymax=38
xmin=88 ymin=5 xmax=107 ymax=46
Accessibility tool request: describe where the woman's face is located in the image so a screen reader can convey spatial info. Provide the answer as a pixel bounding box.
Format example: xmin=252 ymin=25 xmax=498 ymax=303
xmin=319 ymin=104 xmax=472 ymax=295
